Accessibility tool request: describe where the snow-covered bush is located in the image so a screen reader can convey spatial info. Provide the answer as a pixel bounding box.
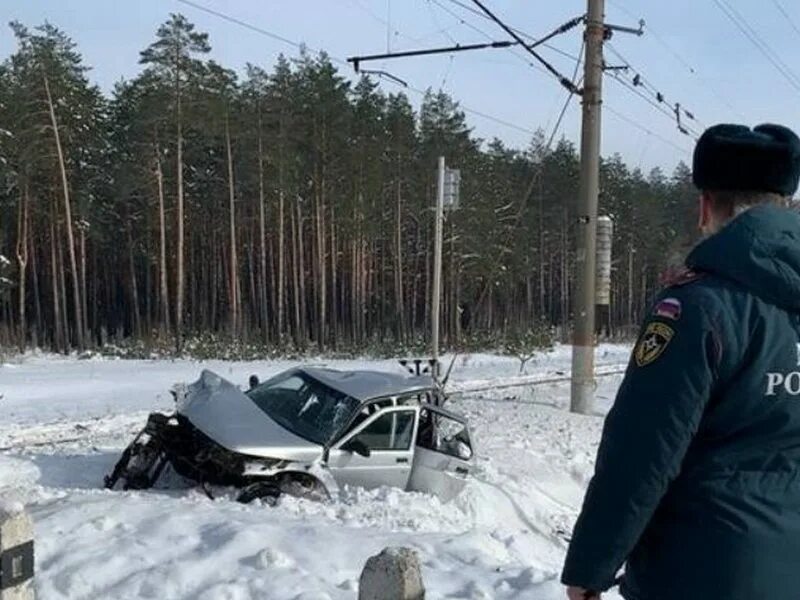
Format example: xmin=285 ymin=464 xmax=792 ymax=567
xmin=502 ymin=322 xmax=557 ymax=374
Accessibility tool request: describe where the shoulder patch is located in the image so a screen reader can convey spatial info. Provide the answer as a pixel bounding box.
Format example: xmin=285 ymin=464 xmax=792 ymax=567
xmin=634 ymin=322 xmax=675 ymax=367
xmin=653 ymin=297 xmax=682 ymax=321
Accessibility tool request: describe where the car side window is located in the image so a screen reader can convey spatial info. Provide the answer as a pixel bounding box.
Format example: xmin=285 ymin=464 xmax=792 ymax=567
xmin=352 ymin=411 xmax=415 ymax=451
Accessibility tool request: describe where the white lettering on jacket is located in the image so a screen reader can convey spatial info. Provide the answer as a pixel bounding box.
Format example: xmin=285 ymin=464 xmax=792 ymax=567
xmin=766 ymin=371 xmax=800 ymax=396
xmin=764 ymin=344 xmax=800 ymax=396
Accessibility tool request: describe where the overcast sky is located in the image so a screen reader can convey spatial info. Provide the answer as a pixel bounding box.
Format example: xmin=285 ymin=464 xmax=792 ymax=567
xmin=3 ymin=0 xmax=799 ymax=173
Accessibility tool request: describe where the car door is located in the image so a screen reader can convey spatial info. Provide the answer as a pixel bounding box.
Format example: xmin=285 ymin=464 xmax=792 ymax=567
xmin=408 ymin=406 xmax=474 ymax=502
xmin=328 ymin=406 xmax=419 ymax=491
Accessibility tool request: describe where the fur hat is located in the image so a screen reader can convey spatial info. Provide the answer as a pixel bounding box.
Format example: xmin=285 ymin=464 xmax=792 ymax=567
xmin=692 ymin=123 xmax=800 ymax=196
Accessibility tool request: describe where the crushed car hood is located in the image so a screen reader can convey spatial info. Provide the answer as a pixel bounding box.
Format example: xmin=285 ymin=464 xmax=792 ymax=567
xmin=177 ymin=370 xmax=322 ymax=461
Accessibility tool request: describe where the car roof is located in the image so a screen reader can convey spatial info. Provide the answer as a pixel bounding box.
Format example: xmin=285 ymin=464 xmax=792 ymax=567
xmin=297 ymin=366 xmax=437 ymax=402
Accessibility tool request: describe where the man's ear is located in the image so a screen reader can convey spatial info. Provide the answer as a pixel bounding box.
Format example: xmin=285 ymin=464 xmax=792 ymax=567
xmin=698 ymin=191 xmax=712 ymax=233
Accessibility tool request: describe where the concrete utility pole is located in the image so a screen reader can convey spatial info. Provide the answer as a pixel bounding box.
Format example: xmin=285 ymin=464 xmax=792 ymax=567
xmin=570 ymin=0 xmax=606 ymax=414
xmin=431 ymin=157 xmax=446 ymax=379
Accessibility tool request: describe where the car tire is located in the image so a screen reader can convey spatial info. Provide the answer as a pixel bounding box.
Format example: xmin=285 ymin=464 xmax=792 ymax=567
xmin=236 ymin=481 xmax=281 ymax=505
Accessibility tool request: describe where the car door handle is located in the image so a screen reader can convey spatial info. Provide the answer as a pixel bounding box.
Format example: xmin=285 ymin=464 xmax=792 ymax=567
xmin=396 ymin=458 xmax=409 ymax=464
xmin=455 ymin=467 xmax=469 ymax=476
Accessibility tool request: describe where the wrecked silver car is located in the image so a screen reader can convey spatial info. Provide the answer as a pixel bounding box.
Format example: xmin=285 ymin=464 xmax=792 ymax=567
xmin=105 ymin=367 xmax=474 ymax=503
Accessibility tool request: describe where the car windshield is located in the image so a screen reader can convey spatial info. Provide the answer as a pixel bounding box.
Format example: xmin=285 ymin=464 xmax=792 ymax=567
xmin=245 ymin=372 xmax=360 ymax=445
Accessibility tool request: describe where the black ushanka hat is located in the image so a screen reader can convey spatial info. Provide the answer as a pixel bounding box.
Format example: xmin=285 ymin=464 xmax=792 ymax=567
xmin=692 ymin=123 xmax=800 ymax=196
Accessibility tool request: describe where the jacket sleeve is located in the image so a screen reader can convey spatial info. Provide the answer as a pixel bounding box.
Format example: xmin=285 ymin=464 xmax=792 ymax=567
xmin=561 ymin=292 xmax=721 ymax=591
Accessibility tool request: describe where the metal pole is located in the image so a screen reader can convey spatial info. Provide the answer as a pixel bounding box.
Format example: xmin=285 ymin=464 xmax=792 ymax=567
xmin=570 ymin=0 xmax=605 ymax=414
xmin=432 ymin=157 xmax=445 ymax=379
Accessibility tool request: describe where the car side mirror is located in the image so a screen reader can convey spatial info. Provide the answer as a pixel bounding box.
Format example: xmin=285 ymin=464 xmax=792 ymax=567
xmin=343 ymin=438 xmax=371 ymax=458
xmin=248 ymin=374 xmax=259 ymax=390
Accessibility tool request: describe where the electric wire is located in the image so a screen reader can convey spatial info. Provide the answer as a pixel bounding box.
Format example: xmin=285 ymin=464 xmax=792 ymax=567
xmin=443 ymin=0 xmax=581 ymax=61
xmin=609 ymin=73 xmax=701 ymax=139
xmin=175 ymin=0 xmax=693 ymax=158
xmin=428 ymin=0 xmax=551 ymax=79
xmin=604 ymin=42 xmax=702 ymax=137
xmin=604 ymin=105 xmax=691 ymax=155
xmin=426 ymin=0 xmax=584 ymax=148
xmin=607 ymin=0 xmax=743 ymax=118
xmin=175 ymin=0 xmax=538 ymax=136
xmin=712 ymin=0 xmax=800 ymax=96
xmin=435 ymin=0 xmax=695 ymax=152
xmin=469 ymin=0 xmax=581 ymax=93
xmin=770 ymin=0 xmax=800 ymax=43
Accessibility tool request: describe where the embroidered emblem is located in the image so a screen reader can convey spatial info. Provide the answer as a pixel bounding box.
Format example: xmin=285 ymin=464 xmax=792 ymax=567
xmin=635 ymin=322 xmax=675 ymax=367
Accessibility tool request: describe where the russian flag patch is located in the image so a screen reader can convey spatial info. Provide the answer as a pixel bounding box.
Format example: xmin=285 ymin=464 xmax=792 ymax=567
xmin=654 ymin=297 xmax=681 ymax=321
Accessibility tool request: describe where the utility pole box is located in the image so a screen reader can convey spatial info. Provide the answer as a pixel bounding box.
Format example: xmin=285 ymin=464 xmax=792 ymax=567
xmin=443 ymin=168 xmax=461 ymax=210
xmin=595 ymin=215 xmax=613 ymax=306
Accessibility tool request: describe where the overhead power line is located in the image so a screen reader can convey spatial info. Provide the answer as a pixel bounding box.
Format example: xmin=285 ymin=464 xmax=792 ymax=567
xmin=607 ymin=0 xmax=743 ymax=120
xmin=176 ymin=0 xmax=691 ymax=159
xmin=712 ymin=0 xmax=800 ymax=96
xmin=604 ymin=42 xmax=702 ymax=138
xmin=771 ymin=0 xmax=800 ymax=43
xmin=428 ymin=0 xmax=692 ymax=157
xmin=426 ymin=0 xmax=579 ymax=134
xmin=607 ymin=0 xmax=696 ymax=75
xmin=469 ymin=0 xmax=582 ymax=93
xmin=442 ymin=0 xmax=581 ymax=61
xmin=174 ymin=0 xmax=538 ymax=136
xmin=428 ymin=0 xmax=552 ymax=79
xmin=546 ymin=39 xmax=584 ymax=149
xmin=604 ymin=105 xmax=691 ymax=155
xmin=176 ymin=0 xmax=326 ymax=60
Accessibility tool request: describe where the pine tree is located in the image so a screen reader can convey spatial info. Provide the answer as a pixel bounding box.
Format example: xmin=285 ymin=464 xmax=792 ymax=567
xmin=140 ymin=13 xmax=210 ymax=351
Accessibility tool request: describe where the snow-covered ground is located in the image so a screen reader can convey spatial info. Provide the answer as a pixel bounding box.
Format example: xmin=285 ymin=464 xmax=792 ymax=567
xmin=0 ymin=345 xmax=631 ymax=599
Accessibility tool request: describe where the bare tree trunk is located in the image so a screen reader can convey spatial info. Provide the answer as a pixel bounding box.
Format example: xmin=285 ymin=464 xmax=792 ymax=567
xmin=330 ymin=202 xmax=338 ymax=349
xmin=225 ymin=114 xmax=239 ymax=337
xmin=257 ymin=115 xmax=268 ymax=341
xmin=394 ymin=178 xmax=404 ymax=342
xmin=56 ymin=220 xmax=70 ymax=351
xmin=175 ymin=47 xmax=185 ymax=352
xmin=16 ymin=182 xmax=29 ymax=352
xmin=278 ymin=189 xmax=285 ymax=339
xmin=154 ymin=139 xmax=171 ymax=333
xmin=627 ymin=239 xmax=634 ymax=326
xmin=315 ymin=191 xmax=326 ymax=348
xmin=127 ymin=224 xmax=141 ymax=336
xmin=43 ymin=69 xmax=83 ymax=350
xmin=350 ymin=232 xmax=358 ymax=344
xmin=50 ymin=215 xmax=62 ymax=351
xmin=80 ymin=226 xmax=88 ymax=343
xmin=291 ymin=200 xmax=301 ymax=344
xmin=29 ymin=227 xmax=42 ymax=342
xmin=298 ymin=198 xmax=307 ymax=345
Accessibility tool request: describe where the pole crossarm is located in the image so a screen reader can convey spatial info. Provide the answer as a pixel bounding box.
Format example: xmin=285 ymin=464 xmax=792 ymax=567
xmin=348 ymin=40 xmax=516 ymax=72
xmin=348 ymin=9 xmax=584 ymax=95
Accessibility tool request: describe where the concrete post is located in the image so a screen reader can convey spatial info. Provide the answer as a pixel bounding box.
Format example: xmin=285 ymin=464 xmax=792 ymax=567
xmin=570 ymin=0 xmax=606 ymax=414
xmin=0 ymin=505 xmax=34 ymax=600
xmin=359 ymin=547 xmax=425 ymax=600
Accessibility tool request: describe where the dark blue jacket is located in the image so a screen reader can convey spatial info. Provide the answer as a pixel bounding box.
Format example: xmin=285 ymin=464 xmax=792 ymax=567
xmin=562 ymin=205 xmax=800 ymax=600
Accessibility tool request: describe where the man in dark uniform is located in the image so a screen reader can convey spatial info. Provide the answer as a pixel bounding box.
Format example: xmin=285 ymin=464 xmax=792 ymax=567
xmin=561 ymin=123 xmax=800 ymax=600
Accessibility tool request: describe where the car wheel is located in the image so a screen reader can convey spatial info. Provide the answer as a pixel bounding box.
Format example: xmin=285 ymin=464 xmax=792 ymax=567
xmin=236 ymin=481 xmax=281 ymax=505
xmin=278 ymin=474 xmax=329 ymax=502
